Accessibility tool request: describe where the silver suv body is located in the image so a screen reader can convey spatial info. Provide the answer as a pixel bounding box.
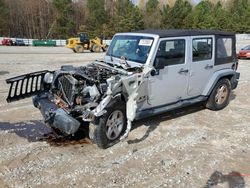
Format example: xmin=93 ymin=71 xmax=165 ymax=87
xmin=6 ymin=30 xmax=240 ymax=148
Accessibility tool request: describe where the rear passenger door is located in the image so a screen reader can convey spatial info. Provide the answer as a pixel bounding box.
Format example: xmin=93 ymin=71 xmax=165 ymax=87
xmin=148 ymin=37 xmax=189 ymax=107
xmin=188 ymin=36 xmax=214 ymax=96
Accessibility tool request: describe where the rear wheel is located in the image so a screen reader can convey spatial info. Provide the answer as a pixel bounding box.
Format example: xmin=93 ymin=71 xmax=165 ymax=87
xmin=206 ymin=78 xmax=231 ymax=111
xmin=74 ymin=45 xmax=84 ymax=53
xmin=89 ymin=101 xmax=126 ymax=149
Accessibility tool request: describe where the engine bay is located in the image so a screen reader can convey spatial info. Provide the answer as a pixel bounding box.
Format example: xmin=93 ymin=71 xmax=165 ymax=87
xmin=53 ymin=64 xmax=120 ymax=106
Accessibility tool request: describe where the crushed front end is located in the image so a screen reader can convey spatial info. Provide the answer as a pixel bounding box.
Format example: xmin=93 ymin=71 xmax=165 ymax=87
xmin=6 ymin=61 xmax=142 ymax=136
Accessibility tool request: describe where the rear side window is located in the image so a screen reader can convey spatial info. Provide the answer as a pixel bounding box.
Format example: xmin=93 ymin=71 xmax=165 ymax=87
xmin=192 ymin=38 xmax=212 ymax=62
xmin=215 ymin=36 xmax=235 ymax=65
xmin=217 ymin=38 xmax=232 ymax=58
xmin=156 ymin=39 xmax=185 ymax=66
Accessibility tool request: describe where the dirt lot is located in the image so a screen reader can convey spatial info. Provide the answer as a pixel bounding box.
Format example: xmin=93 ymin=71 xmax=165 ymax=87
xmin=0 ymin=45 xmax=250 ymax=188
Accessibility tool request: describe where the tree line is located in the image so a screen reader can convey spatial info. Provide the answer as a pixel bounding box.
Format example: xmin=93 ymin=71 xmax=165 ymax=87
xmin=0 ymin=0 xmax=250 ymax=39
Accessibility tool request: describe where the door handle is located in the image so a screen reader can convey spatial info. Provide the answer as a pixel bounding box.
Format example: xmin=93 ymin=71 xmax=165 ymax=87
xmin=178 ymin=68 xmax=189 ymax=74
xmin=205 ymin=64 xmax=213 ymax=69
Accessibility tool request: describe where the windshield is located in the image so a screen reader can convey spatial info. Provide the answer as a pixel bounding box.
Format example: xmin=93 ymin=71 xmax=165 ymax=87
xmin=242 ymin=45 xmax=250 ymax=50
xmin=107 ymin=35 xmax=154 ymax=64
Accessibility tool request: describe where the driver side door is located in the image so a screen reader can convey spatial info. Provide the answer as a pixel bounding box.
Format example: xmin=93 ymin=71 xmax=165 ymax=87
xmin=148 ymin=37 xmax=189 ymax=108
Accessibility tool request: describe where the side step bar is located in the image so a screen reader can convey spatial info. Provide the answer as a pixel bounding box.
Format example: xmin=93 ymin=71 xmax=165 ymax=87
xmin=6 ymin=70 xmax=49 ymax=103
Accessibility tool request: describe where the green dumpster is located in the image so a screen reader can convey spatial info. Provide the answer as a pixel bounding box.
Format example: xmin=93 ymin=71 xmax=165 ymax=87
xmin=32 ymin=40 xmax=56 ymax=47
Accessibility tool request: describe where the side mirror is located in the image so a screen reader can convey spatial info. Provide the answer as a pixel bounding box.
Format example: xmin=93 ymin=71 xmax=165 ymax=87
xmin=154 ymin=57 xmax=165 ymax=70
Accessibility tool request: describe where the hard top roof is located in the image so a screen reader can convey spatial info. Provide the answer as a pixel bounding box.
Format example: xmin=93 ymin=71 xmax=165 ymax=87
xmin=135 ymin=29 xmax=234 ymax=38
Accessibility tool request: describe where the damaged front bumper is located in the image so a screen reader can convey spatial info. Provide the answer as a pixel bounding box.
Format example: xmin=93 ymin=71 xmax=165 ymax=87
xmin=32 ymin=92 xmax=115 ymax=135
xmin=5 ymin=71 xmax=81 ymax=135
xmin=33 ymin=93 xmax=80 ymax=135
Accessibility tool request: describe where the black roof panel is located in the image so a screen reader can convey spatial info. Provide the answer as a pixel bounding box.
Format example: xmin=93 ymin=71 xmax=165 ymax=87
xmin=135 ymin=29 xmax=234 ymax=38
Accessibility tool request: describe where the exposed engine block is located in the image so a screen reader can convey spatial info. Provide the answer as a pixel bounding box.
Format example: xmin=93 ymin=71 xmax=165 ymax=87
xmin=55 ymin=63 xmax=120 ymax=107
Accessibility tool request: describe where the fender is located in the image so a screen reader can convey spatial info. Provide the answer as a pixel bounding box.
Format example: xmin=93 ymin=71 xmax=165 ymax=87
xmin=92 ymin=94 xmax=122 ymax=125
xmin=202 ymin=69 xmax=236 ymax=96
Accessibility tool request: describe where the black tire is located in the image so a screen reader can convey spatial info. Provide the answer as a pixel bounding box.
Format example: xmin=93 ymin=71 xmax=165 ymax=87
xmin=206 ymin=78 xmax=231 ymax=111
xmin=89 ymin=101 xmax=127 ymax=149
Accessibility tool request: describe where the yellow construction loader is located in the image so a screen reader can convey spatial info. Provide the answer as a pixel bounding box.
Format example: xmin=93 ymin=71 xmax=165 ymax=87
xmin=66 ymin=33 xmax=108 ymax=53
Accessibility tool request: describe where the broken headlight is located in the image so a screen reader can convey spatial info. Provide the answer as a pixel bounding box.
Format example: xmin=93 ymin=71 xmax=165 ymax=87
xmin=43 ymin=72 xmax=54 ymax=84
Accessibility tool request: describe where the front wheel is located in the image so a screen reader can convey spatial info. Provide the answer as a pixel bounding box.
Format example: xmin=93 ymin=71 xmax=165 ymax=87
xmin=206 ymin=78 xmax=231 ymax=111
xmin=89 ymin=101 xmax=126 ymax=149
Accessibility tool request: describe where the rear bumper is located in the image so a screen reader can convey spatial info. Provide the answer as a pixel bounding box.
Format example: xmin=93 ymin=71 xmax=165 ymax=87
xmin=232 ymin=72 xmax=240 ymax=90
xmin=33 ymin=93 xmax=80 ymax=135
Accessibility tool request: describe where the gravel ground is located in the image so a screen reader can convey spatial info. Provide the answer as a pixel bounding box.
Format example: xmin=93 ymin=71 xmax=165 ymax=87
xmin=0 ymin=45 xmax=250 ymax=188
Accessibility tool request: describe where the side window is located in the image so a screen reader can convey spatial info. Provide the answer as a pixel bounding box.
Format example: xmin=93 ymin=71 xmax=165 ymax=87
xmin=156 ymin=39 xmax=185 ymax=66
xmin=217 ymin=38 xmax=232 ymax=58
xmin=192 ymin=38 xmax=212 ymax=62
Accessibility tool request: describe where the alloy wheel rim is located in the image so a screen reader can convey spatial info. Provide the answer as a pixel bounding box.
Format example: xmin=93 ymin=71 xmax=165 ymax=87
xmin=215 ymin=84 xmax=228 ymax=105
xmin=106 ymin=110 xmax=124 ymax=140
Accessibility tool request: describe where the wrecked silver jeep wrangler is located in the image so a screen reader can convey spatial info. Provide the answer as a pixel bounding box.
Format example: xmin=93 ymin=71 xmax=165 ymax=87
xmin=6 ymin=30 xmax=240 ymax=148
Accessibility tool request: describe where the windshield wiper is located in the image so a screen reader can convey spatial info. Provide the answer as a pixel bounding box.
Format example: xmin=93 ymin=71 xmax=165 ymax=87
xmin=120 ymin=56 xmax=131 ymax=68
